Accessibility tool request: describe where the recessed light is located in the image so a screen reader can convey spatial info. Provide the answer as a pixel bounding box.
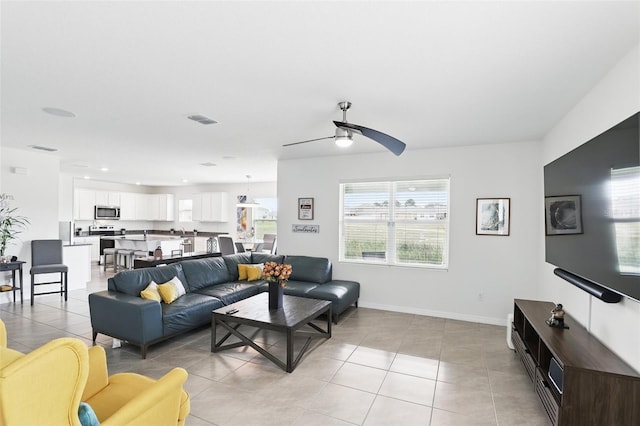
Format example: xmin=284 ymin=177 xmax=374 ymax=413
xmin=42 ymin=107 xmax=76 ymax=117
xmin=200 ymin=162 xmax=216 ymax=167
xmin=28 ymin=145 xmax=58 ymax=152
xmin=135 ymin=182 xmax=141 ymax=185
xmin=182 ymin=179 xmax=189 ymax=183
xmin=83 ymin=176 xmax=91 ymax=180
xmin=100 ymin=167 xmax=109 ymax=172
xmin=222 ymin=155 xmax=236 ymax=160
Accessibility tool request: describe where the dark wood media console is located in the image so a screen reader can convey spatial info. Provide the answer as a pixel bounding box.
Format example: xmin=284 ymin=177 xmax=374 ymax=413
xmin=512 ymin=299 xmax=640 ymax=426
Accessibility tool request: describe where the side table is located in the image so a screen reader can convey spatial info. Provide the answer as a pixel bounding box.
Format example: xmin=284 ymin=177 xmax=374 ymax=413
xmin=0 ymin=261 xmax=26 ymax=304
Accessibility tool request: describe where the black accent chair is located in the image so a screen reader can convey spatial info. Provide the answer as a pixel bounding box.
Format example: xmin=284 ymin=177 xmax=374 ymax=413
xmin=30 ymin=239 xmax=68 ymax=306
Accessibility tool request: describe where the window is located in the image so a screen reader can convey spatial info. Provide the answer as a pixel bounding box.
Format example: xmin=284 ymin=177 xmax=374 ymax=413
xmin=611 ymin=166 xmax=640 ymax=274
xmin=178 ymin=199 xmax=193 ymax=222
xmin=339 ymin=178 xmax=450 ymax=268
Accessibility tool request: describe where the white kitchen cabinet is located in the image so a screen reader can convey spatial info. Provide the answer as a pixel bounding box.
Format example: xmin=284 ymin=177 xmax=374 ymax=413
xmin=135 ymin=193 xmax=151 ymax=220
xmin=95 ymin=191 xmax=120 ymax=207
xmin=73 ymin=189 xmax=96 ymax=220
xmin=149 ymin=194 xmax=174 ymax=221
xmin=192 ymin=192 xmax=228 ymax=222
xmin=119 ymin=192 xmax=136 ymax=220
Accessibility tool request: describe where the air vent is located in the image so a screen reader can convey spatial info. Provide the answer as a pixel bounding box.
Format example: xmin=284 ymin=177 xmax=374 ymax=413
xmin=42 ymin=107 xmax=76 ymax=117
xmin=187 ymin=114 xmax=217 ymax=125
xmin=28 ymin=145 xmax=58 ymax=152
xmin=200 ymin=162 xmax=216 ymax=167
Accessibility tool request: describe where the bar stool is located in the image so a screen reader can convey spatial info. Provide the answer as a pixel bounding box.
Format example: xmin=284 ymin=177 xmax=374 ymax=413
xmin=103 ymin=248 xmax=118 ymax=272
xmin=116 ymin=249 xmax=133 ymax=270
xmin=30 ymin=240 xmax=68 ymax=306
xmin=132 ymin=250 xmax=148 ymax=269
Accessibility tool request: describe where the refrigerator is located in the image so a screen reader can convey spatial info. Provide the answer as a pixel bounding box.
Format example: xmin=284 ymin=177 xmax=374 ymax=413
xmin=59 ymin=221 xmax=74 ymax=245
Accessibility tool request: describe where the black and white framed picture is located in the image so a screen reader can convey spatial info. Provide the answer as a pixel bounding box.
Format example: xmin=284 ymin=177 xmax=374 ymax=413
xmin=476 ymin=198 xmax=510 ymax=236
xmin=545 ymin=195 xmax=583 ymax=235
xmin=298 ymin=197 xmax=314 ymax=220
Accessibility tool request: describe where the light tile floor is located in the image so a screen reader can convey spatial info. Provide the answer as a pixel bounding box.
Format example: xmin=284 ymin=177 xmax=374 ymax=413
xmin=0 ymin=264 xmax=550 ymax=425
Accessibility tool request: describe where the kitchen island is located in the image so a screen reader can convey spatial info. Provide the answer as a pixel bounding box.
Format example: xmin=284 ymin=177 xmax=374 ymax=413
xmin=101 ymin=235 xmax=185 ymax=257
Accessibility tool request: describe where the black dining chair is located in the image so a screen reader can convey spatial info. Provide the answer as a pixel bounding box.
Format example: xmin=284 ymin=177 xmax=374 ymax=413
xmin=30 ymin=239 xmax=68 ymax=306
xmin=262 ymin=234 xmax=277 ymax=254
xmin=217 ymin=235 xmax=236 ymax=256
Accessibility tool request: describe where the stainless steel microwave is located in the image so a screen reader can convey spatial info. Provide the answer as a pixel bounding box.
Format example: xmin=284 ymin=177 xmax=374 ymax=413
xmin=95 ymin=205 xmax=120 ymax=220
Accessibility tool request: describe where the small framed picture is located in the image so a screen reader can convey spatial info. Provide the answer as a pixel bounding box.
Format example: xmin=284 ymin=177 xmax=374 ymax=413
xmin=476 ymin=198 xmax=510 ymax=236
xmin=545 ymin=195 xmax=583 ymax=235
xmin=298 ymin=197 xmax=314 ymax=220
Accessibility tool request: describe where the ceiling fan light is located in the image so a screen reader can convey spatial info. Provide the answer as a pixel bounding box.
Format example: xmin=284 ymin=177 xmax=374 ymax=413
xmin=334 ymin=127 xmax=353 ymax=148
xmin=335 ymin=136 xmax=353 ymax=148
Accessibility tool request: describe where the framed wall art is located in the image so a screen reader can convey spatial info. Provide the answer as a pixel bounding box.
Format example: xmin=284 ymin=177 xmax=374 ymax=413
xmin=476 ymin=198 xmax=510 ymax=236
xmin=545 ymin=195 xmax=583 ymax=235
xmin=298 ymin=197 xmax=314 ymax=220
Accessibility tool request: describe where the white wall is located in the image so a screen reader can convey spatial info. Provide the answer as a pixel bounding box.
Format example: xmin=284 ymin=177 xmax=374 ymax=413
xmin=278 ymin=140 xmax=541 ymax=325
xmin=0 ymin=148 xmax=60 ymax=297
xmin=540 ymin=44 xmax=640 ymax=371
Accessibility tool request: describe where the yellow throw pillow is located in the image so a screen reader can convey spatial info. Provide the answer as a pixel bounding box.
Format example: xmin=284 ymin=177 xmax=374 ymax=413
xmin=238 ymin=263 xmax=264 ymax=281
xmin=238 ymin=264 xmax=251 ymax=280
xmin=246 ymin=264 xmax=264 ymax=282
xmin=140 ymin=281 xmax=161 ymax=302
xmin=157 ymin=276 xmax=187 ymax=304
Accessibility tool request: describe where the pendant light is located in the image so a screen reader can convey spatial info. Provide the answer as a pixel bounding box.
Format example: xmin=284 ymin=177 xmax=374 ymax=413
xmin=236 ymin=175 xmax=261 ymax=208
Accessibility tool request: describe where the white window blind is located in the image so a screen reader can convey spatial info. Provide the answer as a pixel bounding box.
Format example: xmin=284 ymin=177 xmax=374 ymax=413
xmin=611 ymin=166 xmax=640 ymax=274
xmin=339 ymin=178 xmax=450 ymax=268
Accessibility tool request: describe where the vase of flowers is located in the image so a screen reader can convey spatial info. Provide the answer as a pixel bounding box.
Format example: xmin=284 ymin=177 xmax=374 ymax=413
xmin=262 ymin=261 xmax=292 ymax=310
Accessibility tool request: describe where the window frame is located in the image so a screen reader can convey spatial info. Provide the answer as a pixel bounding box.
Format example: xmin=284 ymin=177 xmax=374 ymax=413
xmin=339 ymin=176 xmax=450 ymax=269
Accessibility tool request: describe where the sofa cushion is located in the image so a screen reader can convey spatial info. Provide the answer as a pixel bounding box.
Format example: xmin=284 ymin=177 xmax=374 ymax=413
xmin=180 ymin=257 xmax=231 ymax=291
xmin=282 ymin=280 xmax=318 ymax=296
xmin=250 ymin=252 xmax=285 ymax=265
xmin=109 ymin=264 xmax=187 ymax=297
xmin=222 ymin=253 xmax=252 ymax=281
xmin=161 ymin=293 xmax=224 ymax=335
xmin=306 ymin=279 xmax=360 ymax=315
xmin=194 ymin=282 xmax=265 ymax=305
xmin=284 ymin=255 xmax=332 ymax=284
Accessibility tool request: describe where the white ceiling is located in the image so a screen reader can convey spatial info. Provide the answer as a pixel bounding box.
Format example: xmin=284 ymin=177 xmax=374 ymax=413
xmin=1 ymin=1 xmax=638 ymax=186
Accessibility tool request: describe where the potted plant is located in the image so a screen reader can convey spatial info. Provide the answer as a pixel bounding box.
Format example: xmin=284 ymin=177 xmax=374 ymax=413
xmin=0 ymin=206 xmax=29 ymax=261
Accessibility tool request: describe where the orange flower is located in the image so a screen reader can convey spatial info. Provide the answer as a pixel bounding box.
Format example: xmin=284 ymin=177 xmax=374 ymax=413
xmin=262 ymin=262 xmax=292 ymax=287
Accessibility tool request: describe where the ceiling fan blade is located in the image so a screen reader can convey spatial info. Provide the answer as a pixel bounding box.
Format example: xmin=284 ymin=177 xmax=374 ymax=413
xmin=282 ymin=136 xmax=334 ymax=147
xmin=334 ymin=121 xmax=406 ymax=156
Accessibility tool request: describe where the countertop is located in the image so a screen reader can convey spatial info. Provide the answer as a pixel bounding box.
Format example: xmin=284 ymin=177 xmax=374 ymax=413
xmin=76 ymin=230 xmax=226 ymax=238
xmin=101 ymin=235 xmax=185 ymax=241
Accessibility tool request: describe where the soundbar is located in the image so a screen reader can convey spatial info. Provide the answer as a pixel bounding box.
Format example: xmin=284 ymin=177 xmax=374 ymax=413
xmin=553 ymin=268 xmax=622 ymax=303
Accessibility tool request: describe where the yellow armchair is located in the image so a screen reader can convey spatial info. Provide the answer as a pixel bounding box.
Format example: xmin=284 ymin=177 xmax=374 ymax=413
xmin=0 ymin=319 xmax=190 ymax=426
xmin=0 ymin=337 xmax=89 ymax=425
xmin=83 ymin=345 xmax=190 ymax=426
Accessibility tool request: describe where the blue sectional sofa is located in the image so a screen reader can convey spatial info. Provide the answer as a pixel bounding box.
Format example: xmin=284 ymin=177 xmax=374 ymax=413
xmin=88 ymin=252 xmax=360 ymax=358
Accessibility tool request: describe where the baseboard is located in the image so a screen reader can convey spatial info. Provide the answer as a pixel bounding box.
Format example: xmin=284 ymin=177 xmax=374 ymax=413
xmin=358 ymin=301 xmax=506 ymax=326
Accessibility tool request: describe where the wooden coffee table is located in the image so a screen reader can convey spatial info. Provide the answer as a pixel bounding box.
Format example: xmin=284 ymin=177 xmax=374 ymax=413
xmin=211 ymin=293 xmax=331 ymax=372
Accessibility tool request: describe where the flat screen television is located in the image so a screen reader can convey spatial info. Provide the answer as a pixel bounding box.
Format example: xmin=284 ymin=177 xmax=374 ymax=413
xmin=544 ymin=112 xmax=639 ymax=302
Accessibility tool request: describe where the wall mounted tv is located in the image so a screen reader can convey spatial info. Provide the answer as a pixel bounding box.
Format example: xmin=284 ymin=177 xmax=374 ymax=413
xmin=544 ymin=112 xmax=639 ymax=302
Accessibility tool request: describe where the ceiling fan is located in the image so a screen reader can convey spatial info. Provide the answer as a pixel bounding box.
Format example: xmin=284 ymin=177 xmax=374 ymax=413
xmin=283 ymin=101 xmax=406 ymax=156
